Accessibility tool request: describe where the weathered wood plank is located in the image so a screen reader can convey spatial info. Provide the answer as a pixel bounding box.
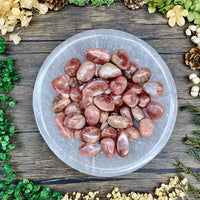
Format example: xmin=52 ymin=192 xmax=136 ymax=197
xmin=2 ymin=2 xmax=199 ymax=199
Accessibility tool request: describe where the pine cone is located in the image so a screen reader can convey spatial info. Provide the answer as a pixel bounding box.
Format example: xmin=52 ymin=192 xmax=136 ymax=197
xmin=185 ymin=47 xmax=200 ymax=70
xmin=124 ymin=0 xmax=145 ymax=10
xmin=44 ymin=0 xmax=67 ymax=11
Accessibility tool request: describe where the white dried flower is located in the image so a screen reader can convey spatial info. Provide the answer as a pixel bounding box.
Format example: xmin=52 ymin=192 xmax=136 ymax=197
xmin=191 ymin=85 xmax=200 ymax=92
xmin=185 ymin=28 xmax=191 ymax=36
xmin=189 ymin=73 xmax=197 ymax=81
xmin=192 ymin=76 xmax=200 ymax=84
xmin=190 ymin=90 xmax=198 ymax=97
xmin=189 ymin=25 xmax=197 ymax=32
xmin=191 ymin=35 xmax=198 ymax=43
xmin=9 ymin=33 xmax=21 ymax=45
xmin=35 ymin=2 xmax=48 ymax=14
xmin=194 ymin=37 xmax=200 ymax=44
xmin=196 ymin=28 xmax=200 ymax=33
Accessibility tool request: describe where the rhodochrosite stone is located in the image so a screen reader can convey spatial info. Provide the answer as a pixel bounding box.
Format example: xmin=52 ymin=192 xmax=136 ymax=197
xmin=132 ymin=68 xmax=151 ymax=83
xmin=143 ymin=81 xmax=163 ymax=98
xmin=52 ymin=75 xmax=69 ymax=99
xmin=79 ymin=143 xmax=101 ymax=157
xmin=64 ymin=58 xmax=81 ymax=77
xmin=55 ymin=112 xmax=73 ymax=139
xmin=84 ymin=105 xmax=100 ymax=126
xmin=84 ymin=48 xmax=111 ymax=64
xmin=94 ymin=94 xmax=115 ymax=111
xmin=116 ymin=130 xmax=129 ymax=157
xmin=101 ymin=138 xmax=115 ymax=158
xmin=146 ymin=101 xmax=164 ymax=119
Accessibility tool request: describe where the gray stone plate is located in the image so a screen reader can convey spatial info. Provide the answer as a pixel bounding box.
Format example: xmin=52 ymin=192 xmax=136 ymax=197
xmin=33 ymin=29 xmax=177 ymax=177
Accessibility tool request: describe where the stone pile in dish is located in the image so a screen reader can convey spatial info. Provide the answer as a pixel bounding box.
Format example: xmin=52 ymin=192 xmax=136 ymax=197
xmin=51 ymin=48 xmax=164 ymax=158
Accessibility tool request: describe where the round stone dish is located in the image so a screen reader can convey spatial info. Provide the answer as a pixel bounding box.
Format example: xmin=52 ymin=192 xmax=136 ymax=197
xmin=33 ymin=29 xmax=177 ymax=177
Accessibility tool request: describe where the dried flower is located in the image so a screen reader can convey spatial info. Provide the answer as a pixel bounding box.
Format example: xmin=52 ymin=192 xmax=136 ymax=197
xmin=61 ymin=176 xmax=189 ymax=200
xmin=0 ymin=0 xmax=48 ymax=44
xmin=185 ymin=47 xmax=200 ymax=70
xmin=9 ymin=34 xmax=21 ymax=45
xmin=166 ymin=5 xmax=188 ymax=27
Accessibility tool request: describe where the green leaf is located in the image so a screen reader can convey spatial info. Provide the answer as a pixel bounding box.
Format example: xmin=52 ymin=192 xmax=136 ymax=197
xmin=148 ymin=6 xmax=156 ymax=13
xmin=68 ymin=0 xmax=90 ymax=6
xmin=184 ymin=0 xmax=192 ymax=10
xmin=8 ymin=144 xmax=15 ymax=149
xmin=194 ymin=3 xmax=200 ymax=12
xmin=0 ymin=153 xmax=6 ymax=160
xmin=194 ymin=17 xmax=200 ymax=25
xmin=187 ymin=11 xmax=196 ymax=22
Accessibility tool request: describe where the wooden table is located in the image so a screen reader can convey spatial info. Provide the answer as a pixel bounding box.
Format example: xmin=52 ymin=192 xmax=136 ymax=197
xmin=7 ymin=2 xmax=199 ymax=198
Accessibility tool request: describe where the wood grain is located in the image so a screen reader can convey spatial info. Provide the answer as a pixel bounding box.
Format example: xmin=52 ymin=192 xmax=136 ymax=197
xmin=2 ymin=2 xmax=199 ymax=198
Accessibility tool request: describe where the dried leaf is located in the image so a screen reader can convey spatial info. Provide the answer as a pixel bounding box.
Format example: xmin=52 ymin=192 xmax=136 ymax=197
xmin=25 ymin=11 xmax=33 ymax=16
xmin=3 ymin=2 xmax=11 ymax=12
xmin=1 ymin=28 xmax=7 ymax=35
xmin=9 ymin=34 xmax=21 ymax=45
xmin=7 ymin=26 xmax=14 ymax=32
xmin=20 ymin=0 xmax=35 ymax=9
xmin=0 ymin=0 xmax=47 ymax=44
xmin=11 ymin=8 xmax=20 ymax=16
xmin=0 ymin=18 xmax=5 ymax=26
xmin=36 ymin=3 xmax=48 ymax=15
xmin=21 ymin=16 xmax=32 ymax=27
